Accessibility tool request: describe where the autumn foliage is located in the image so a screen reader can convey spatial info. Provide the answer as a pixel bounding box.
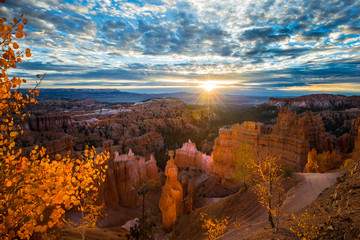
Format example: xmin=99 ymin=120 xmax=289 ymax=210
xmin=290 ymin=210 xmax=320 ymax=240
xmin=241 ymin=144 xmax=288 ymax=231
xmin=304 ymin=148 xmax=341 ymax=173
xmin=200 ymin=213 xmax=228 ymax=240
xmin=0 ymin=10 xmax=108 ymax=240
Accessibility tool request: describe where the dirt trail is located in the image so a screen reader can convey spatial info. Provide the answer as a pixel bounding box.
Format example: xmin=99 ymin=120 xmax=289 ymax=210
xmin=282 ymin=172 xmax=342 ymax=214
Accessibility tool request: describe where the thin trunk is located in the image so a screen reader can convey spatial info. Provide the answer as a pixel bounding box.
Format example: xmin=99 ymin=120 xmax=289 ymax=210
xmin=268 ymin=161 xmax=275 ymax=229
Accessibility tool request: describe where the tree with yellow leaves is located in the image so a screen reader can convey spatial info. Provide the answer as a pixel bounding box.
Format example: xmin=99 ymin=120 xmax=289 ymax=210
xmin=0 ymin=6 xmax=109 ymax=240
xmin=245 ymin=144 xmax=288 ymax=232
xmin=234 ymin=142 xmax=254 ymax=190
xmin=200 ymin=212 xmax=229 ymax=240
xmin=290 ymin=210 xmax=320 ymax=239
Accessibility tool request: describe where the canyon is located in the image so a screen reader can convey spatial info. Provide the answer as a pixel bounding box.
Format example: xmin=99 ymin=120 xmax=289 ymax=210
xmin=173 ymin=107 xmax=348 ymax=190
xmin=16 ymin=93 xmax=360 ymax=239
xmin=18 ymin=97 xmax=221 ymax=169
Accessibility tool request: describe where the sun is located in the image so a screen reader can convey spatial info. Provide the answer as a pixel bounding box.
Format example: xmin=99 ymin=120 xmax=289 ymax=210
xmin=200 ymin=81 xmax=218 ymax=92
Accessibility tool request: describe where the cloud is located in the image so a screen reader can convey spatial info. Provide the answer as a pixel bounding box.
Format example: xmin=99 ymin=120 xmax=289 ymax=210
xmin=278 ymin=83 xmax=360 ymax=93
xmin=2 ymin=0 xmax=359 ymax=95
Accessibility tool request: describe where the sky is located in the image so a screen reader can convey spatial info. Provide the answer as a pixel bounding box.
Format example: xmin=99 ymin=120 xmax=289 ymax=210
xmin=2 ymin=0 xmax=360 ymax=96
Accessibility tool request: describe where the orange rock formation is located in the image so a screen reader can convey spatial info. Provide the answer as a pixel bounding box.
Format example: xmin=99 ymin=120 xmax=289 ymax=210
xmin=304 ymin=148 xmax=341 ymax=173
xmin=159 ymin=151 xmax=183 ymax=230
xmin=174 ymin=140 xmax=213 ymax=175
xmin=101 ymin=143 xmax=160 ymax=209
xmin=24 ymin=115 xmax=73 ymax=132
xmin=210 ymin=108 xmax=332 ymax=189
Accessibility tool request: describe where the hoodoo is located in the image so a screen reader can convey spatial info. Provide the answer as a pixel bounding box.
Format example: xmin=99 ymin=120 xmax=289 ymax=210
xmin=159 ymin=151 xmax=183 ymax=230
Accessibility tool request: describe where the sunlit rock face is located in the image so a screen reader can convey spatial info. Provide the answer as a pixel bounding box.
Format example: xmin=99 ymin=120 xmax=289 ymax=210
xmin=269 ymin=108 xmax=332 ymax=166
xmin=159 ymin=151 xmax=183 ymax=231
xmin=211 ymin=121 xmax=268 ymax=190
xmin=175 ymin=139 xmax=213 ymax=175
xmin=101 ymin=142 xmax=160 ymax=209
xmin=211 ymin=108 xmax=332 ymax=190
xmin=304 ymin=148 xmax=341 ymax=173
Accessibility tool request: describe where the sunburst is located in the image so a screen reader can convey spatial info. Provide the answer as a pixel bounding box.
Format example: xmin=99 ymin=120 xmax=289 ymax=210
xmin=200 ymin=81 xmax=218 ymax=92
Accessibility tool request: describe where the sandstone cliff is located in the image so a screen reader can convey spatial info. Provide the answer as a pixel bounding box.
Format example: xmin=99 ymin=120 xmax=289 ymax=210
xmin=24 ymin=115 xmax=73 ymax=132
xmin=211 ymin=108 xmax=332 ymax=190
xmin=351 ymin=117 xmax=360 ymax=160
xmin=101 ymin=144 xmax=161 ymax=209
xmin=174 ymin=140 xmax=213 ymax=175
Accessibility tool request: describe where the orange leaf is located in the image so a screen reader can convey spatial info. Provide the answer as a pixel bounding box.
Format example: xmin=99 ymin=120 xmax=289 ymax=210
xmin=23 ymin=18 xmax=28 ymax=25
xmin=13 ymin=42 xmax=19 ymax=49
xmin=15 ymin=32 xmax=23 ymax=38
xmin=10 ymin=131 xmax=18 ymax=138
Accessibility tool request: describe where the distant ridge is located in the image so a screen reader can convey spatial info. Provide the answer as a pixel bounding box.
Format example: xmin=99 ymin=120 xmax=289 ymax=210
xmin=23 ymin=88 xmax=269 ymax=106
xmin=260 ymin=93 xmax=360 ymax=110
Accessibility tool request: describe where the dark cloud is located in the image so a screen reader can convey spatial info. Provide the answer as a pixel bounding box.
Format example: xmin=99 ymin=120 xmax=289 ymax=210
xmin=302 ymin=31 xmax=328 ymax=40
xmin=241 ymin=27 xmax=274 ymax=41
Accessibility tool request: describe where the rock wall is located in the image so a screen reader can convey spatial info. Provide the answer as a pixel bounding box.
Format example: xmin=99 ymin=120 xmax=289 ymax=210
xmin=211 ymin=108 xmax=332 ymax=190
xmin=350 ymin=116 xmax=360 ymax=138
xmin=42 ymin=137 xmax=74 ymax=156
xmin=211 ymin=122 xmax=271 ymax=189
xmin=174 ymin=140 xmax=213 ymax=175
xmin=123 ymin=132 xmax=164 ymax=156
xmin=24 ymin=115 xmax=73 ymax=132
xmin=101 ymin=146 xmax=161 ymax=209
xmin=352 ymin=117 xmax=360 ymax=160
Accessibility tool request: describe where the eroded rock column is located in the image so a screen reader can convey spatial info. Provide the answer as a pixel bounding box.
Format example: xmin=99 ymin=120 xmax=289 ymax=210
xmin=159 ymin=150 xmax=183 ymax=230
